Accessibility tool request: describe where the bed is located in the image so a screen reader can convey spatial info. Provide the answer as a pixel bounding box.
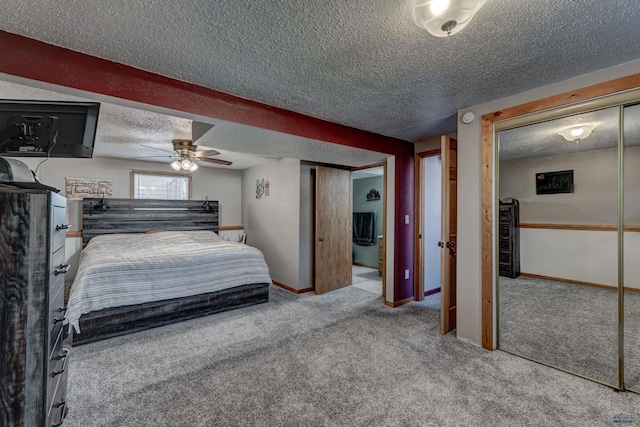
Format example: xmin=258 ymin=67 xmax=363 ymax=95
xmin=67 ymin=198 xmax=271 ymax=345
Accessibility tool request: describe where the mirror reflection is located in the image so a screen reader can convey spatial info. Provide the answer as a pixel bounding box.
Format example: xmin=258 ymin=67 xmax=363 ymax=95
xmin=624 ymin=103 xmax=640 ymax=392
xmin=498 ymin=107 xmax=619 ymax=386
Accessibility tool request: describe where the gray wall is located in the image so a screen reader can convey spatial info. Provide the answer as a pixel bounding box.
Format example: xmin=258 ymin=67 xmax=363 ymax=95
xmin=352 ymin=176 xmax=383 ymax=267
xmin=242 ymin=158 xmax=302 ymax=289
xmin=499 ymin=146 xmax=640 ymax=225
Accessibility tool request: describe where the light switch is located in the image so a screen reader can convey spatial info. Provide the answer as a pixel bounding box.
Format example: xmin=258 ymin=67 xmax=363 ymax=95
xmin=405 ymin=215 xmax=409 ymax=224
xmin=405 ymin=269 xmax=409 ymax=280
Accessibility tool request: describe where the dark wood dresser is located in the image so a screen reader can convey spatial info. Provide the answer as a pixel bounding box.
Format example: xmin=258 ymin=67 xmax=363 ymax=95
xmin=0 ymin=187 xmax=71 ymax=427
xmin=499 ymin=198 xmax=521 ymax=278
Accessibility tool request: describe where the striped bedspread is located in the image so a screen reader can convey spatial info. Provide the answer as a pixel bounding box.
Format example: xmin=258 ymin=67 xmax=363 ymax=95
xmin=67 ymin=231 xmax=272 ymax=333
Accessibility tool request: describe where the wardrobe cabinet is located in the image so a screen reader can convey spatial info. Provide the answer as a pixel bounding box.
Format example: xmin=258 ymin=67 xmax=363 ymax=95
xmin=0 ymin=187 xmax=70 ymax=427
xmin=378 ymin=235 xmax=384 ymax=277
xmin=499 ymin=198 xmax=520 ymax=278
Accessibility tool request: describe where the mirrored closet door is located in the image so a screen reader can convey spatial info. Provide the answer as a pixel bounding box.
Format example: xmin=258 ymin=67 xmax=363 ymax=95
xmin=624 ymin=103 xmax=640 ymax=392
xmin=497 ymin=107 xmax=620 ymax=387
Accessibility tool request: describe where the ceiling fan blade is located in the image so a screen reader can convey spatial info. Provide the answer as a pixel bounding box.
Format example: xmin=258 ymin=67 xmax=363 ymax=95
xmin=195 ymin=149 xmax=220 ymax=157
xmin=141 ymin=144 xmax=174 ymax=154
xmin=195 ymin=156 xmax=233 ymax=166
xmin=131 ymin=155 xmax=174 ymax=159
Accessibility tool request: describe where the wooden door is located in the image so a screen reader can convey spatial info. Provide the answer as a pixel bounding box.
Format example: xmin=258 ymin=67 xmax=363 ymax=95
xmin=441 ymin=136 xmax=457 ymax=334
xmin=315 ymin=166 xmax=352 ymax=294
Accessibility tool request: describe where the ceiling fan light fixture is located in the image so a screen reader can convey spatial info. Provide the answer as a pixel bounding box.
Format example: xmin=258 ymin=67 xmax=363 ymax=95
xmin=188 ymin=162 xmax=199 ymax=172
xmin=170 ymin=160 xmax=181 ymax=171
xmin=412 ymin=0 xmax=486 ymax=37
xmin=180 ymin=159 xmax=192 ymax=170
xmin=558 ymin=124 xmax=598 ymax=142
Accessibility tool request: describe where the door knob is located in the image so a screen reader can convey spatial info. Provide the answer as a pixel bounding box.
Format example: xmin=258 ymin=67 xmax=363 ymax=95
xmin=446 ymin=242 xmax=455 ymax=248
xmin=437 ymin=241 xmax=444 ymax=248
xmin=318 ymin=237 xmax=324 ymax=242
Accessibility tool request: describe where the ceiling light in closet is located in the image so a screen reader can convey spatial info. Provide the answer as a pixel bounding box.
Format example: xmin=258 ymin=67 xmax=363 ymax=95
xmin=557 ymin=124 xmax=598 ymax=142
xmin=411 ymin=0 xmax=486 ymax=37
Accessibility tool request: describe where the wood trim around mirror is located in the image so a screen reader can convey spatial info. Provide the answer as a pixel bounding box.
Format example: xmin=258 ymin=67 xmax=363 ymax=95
xmin=480 ymin=72 xmax=640 ymax=351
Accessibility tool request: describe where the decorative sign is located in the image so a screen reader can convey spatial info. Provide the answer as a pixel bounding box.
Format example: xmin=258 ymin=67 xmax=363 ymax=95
xmin=65 ymin=177 xmax=113 ymax=199
xmin=256 ymin=179 xmax=270 ymax=199
xmin=256 ymin=179 xmax=264 ymax=199
xmin=536 ymin=170 xmax=573 ymax=195
xmin=366 ymin=188 xmax=381 ymax=201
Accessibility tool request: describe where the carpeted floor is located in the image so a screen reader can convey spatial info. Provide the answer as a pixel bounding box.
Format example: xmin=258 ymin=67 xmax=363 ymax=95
xmin=499 ymin=276 xmax=640 ymax=390
xmin=65 ymin=285 xmax=640 ymax=427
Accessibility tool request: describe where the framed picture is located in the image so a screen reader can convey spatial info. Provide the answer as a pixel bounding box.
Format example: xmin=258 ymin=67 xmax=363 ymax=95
xmin=236 ymin=232 xmax=246 ymax=244
xmin=536 ymin=170 xmax=574 ymax=195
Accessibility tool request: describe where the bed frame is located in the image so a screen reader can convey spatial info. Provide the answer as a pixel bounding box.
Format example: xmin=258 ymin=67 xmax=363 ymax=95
xmin=72 ymin=198 xmax=270 ymax=346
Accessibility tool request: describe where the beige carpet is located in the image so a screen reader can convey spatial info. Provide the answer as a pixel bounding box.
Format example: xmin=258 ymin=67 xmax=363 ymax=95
xmin=63 ymin=285 xmax=640 ymax=426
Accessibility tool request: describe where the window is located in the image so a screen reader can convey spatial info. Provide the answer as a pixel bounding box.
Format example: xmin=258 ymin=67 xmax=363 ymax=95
xmin=130 ymin=169 xmax=192 ymax=200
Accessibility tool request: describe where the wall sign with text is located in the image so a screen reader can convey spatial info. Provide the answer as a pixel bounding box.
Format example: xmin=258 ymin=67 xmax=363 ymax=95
xmin=65 ymin=177 xmax=113 ymax=199
xmin=536 ymin=170 xmax=574 ymax=195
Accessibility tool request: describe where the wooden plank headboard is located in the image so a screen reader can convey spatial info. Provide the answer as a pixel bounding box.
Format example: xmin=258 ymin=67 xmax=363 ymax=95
xmin=82 ymin=198 xmax=219 ymax=246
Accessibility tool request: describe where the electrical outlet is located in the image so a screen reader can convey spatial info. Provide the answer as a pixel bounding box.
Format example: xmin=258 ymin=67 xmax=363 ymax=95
xmin=405 ymin=269 xmax=409 ymax=280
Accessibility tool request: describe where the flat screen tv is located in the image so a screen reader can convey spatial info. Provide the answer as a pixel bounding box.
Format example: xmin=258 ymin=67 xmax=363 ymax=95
xmin=0 ymin=100 xmax=100 ymax=158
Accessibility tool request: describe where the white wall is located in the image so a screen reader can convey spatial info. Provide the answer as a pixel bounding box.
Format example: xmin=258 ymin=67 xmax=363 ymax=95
xmin=499 ymin=147 xmax=640 ymax=289
xmin=10 ymin=156 xmax=242 ymax=281
xmin=13 ymin=156 xmax=243 ymax=225
xmin=518 ymin=228 xmax=640 ymax=289
xmin=457 ymin=58 xmax=640 ymax=347
xmin=242 ymin=158 xmax=301 ymax=289
xmin=422 ymin=155 xmax=442 ymax=291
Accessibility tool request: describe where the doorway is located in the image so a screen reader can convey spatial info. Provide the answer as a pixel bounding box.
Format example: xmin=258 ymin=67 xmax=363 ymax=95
xmin=416 ymin=136 xmax=458 ymax=334
xmin=352 ymin=163 xmax=386 ymax=297
xmin=417 ymin=151 xmax=442 ymax=300
xmin=314 ymin=166 xmax=352 ymax=295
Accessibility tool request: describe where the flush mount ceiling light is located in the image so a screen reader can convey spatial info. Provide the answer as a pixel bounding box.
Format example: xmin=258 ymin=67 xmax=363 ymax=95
xmin=558 ymin=124 xmax=598 ymax=142
xmin=412 ymin=0 xmax=486 ymax=37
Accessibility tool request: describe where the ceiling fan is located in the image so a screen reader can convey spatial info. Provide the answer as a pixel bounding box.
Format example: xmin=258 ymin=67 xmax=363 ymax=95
xmin=134 ymin=139 xmax=232 ymax=171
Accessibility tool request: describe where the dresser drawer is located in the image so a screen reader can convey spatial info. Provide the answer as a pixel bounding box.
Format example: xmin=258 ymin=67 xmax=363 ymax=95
xmin=47 ymin=366 xmax=69 ymax=427
xmin=51 ymin=205 xmax=68 ymax=254
xmin=47 ymin=327 xmax=70 ymax=409
xmin=49 ymin=249 xmax=69 ymax=346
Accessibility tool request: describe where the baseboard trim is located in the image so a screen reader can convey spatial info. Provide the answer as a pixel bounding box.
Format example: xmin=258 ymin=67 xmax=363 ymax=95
xmin=520 ymin=272 xmax=640 ymax=293
xmin=352 ymin=262 xmax=379 ymax=269
xmin=519 ymin=223 xmax=640 ymax=232
xmin=384 ymin=297 xmax=414 ymax=308
xmin=272 ymin=280 xmax=314 ymax=294
xmin=424 ymin=287 xmax=441 ymax=297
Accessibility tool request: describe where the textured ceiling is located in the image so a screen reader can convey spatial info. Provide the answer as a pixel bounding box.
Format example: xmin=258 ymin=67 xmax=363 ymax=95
xmin=1 ymin=1 xmax=640 ymax=142
xmin=0 ymin=79 xmax=386 ymax=168
xmin=353 ymin=167 xmax=384 ymax=180
xmin=499 ymin=106 xmax=640 ymax=161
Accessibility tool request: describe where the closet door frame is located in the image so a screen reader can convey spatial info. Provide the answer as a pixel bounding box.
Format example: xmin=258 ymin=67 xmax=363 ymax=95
xmin=481 ymin=75 xmax=640 ymax=391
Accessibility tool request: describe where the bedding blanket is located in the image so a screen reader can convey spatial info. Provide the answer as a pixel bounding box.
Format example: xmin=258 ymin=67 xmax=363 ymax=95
xmin=67 ymin=231 xmax=271 ymax=333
